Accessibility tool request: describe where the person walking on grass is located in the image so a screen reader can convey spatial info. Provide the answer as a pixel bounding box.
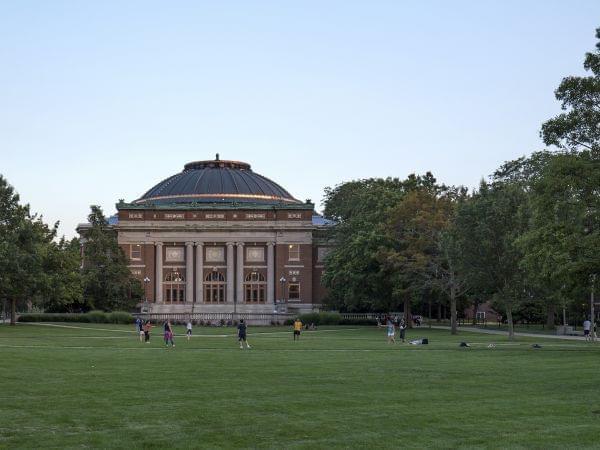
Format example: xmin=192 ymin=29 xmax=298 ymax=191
xmin=386 ymin=318 xmax=396 ymax=344
xmin=237 ymin=319 xmax=251 ymax=349
xmin=143 ymin=321 xmax=152 ymax=343
xmin=583 ymin=318 xmax=592 ymax=341
xmin=135 ymin=317 xmax=142 ymax=333
xmin=135 ymin=317 xmax=144 ymax=342
xmin=399 ymin=319 xmax=407 ymax=343
xmin=293 ymin=318 xmax=303 ymax=341
xmin=186 ymin=319 xmax=193 ymax=341
xmin=164 ymin=320 xmax=175 ymax=347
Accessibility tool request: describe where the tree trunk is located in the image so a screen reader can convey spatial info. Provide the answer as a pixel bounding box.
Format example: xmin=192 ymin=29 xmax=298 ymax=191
xmin=404 ymin=296 xmax=412 ymax=329
xmin=10 ymin=299 xmax=16 ymax=326
xmin=506 ymin=305 xmax=514 ymax=341
xmin=428 ymin=296 xmax=432 ymax=327
xmin=437 ymin=302 xmax=441 ymax=322
xmin=546 ymin=305 xmax=556 ymax=329
xmin=472 ymin=299 xmax=479 ymax=325
xmin=450 ymin=285 xmax=458 ymax=335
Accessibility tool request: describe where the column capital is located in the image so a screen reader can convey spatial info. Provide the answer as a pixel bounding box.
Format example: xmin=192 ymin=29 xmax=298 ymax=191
xmin=185 ymin=241 xmax=194 ymax=247
xmin=236 ymin=242 xmax=245 ymax=247
xmin=195 ymin=241 xmax=204 ymax=247
xmin=226 ymin=242 xmax=235 ymax=247
xmin=155 ymin=242 xmax=163 ymax=247
xmin=267 ymin=242 xmax=276 ymax=247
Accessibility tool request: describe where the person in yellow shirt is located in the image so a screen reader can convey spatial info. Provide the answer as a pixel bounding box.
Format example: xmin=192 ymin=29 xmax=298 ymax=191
xmin=293 ymin=318 xmax=303 ymax=341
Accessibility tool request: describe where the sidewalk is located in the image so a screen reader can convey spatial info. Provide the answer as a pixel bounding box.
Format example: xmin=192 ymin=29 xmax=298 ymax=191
xmin=428 ymin=325 xmax=589 ymax=341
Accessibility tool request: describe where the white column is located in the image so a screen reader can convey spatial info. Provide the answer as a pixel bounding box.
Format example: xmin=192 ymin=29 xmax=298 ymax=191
xmin=226 ymin=242 xmax=234 ymax=303
xmin=236 ymin=242 xmax=244 ymax=304
xmin=155 ymin=242 xmax=163 ymax=303
xmin=267 ymin=242 xmax=275 ymax=303
xmin=185 ymin=242 xmax=194 ymax=303
xmin=195 ymin=242 xmax=204 ymax=304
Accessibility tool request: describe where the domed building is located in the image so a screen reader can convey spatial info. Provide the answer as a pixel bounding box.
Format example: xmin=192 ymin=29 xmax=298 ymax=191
xmin=105 ymin=156 xmax=331 ymax=315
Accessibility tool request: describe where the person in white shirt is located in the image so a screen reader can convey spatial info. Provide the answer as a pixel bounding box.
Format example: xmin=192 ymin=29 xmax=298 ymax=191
xmin=186 ymin=320 xmax=193 ymax=341
xmin=583 ymin=319 xmax=592 ymax=341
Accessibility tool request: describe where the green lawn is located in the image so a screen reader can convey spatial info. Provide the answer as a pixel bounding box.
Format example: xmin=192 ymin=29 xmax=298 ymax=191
xmin=0 ymin=323 xmax=599 ymax=449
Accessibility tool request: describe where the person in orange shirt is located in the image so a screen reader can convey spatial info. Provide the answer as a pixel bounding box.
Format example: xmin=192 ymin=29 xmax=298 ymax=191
xmin=143 ymin=321 xmax=152 ymax=343
xmin=293 ymin=318 xmax=303 ymax=341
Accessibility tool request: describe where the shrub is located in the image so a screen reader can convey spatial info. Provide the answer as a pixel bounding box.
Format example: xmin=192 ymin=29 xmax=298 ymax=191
xmin=18 ymin=313 xmax=85 ymax=322
xmin=17 ymin=311 xmax=134 ymax=324
xmin=296 ymin=312 xmax=342 ymax=326
xmin=87 ymin=310 xmax=107 ymax=323
xmin=107 ymin=311 xmax=134 ymax=324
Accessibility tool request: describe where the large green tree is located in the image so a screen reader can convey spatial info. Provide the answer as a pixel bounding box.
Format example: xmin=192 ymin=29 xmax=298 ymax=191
xmin=452 ymin=181 xmax=530 ymax=339
xmin=321 ymin=178 xmax=408 ymax=312
xmin=383 ymin=182 xmax=469 ymax=332
xmin=517 ymin=151 xmax=600 ymax=323
xmin=541 ymin=28 xmax=600 ymax=153
xmin=82 ymin=206 xmax=143 ymax=311
xmin=322 ymin=173 xmax=452 ymax=314
xmin=38 ymin=237 xmax=84 ymax=313
xmin=0 ymin=176 xmax=77 ymax=324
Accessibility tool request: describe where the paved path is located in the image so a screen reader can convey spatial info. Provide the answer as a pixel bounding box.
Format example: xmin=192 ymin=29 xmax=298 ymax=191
xmin=428 ymin=325 xmax=589 ymax=341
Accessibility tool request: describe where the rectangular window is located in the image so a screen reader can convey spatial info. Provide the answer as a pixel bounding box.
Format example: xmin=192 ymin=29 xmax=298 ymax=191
xmin=288 ymin=244 xmax=300 ymax=261
xmin=246 ymin=247 xmax=264 ymax=262
xmin=206 ymin=247 xmax=225 ymax=262
xmin=130 ymin=244 xmax=142 ymax=260
xmin=288 ymin=283 xmax=300 ymax=300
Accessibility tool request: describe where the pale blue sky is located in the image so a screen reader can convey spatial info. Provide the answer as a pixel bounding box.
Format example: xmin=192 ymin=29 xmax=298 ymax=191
xmin=1 ymin=1 xmax=599 ymax=238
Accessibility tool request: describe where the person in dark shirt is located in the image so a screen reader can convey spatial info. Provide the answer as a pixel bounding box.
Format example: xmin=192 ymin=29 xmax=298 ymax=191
xmin=399 ymin=319 xmax=407 ymax=343
xmin=237 ymin=319 xmax=251 ymax=349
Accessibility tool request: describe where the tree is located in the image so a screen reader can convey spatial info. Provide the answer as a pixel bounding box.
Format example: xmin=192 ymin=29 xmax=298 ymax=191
xmin=321 ymin=178 xmax=408 ymax=312
xmin=384 ymin=182 xmax=469 ymax=332
xmin=321 ymin=175 xmax=439 ymax=312
xmin=517 ymin=151 xmax=600 ymax=324
xmin=0 ymin=176 xmax=61 ymax=324
xmin=81 ymin=206 xmax=143 ymax=311
xmin=38 ymin=237 xmax=84 ymax=312
xmin=452 ymin=182 xmax=529 ymax=340
xmin=541 ymin=28 xmax=600 ymax=153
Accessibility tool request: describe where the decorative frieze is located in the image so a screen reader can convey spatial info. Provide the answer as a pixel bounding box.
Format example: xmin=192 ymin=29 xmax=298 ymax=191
xmin=206 ymin=247 xmax=225 ymax=262
xmin=165 ymin=247 xmax=185 ymax=262
xmin=246 ymin=246 xmax=265 ymax=262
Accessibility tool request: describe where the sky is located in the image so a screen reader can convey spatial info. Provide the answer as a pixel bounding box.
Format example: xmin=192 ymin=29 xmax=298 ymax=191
xmin=1 ymin=1 xmax=599 ymax=239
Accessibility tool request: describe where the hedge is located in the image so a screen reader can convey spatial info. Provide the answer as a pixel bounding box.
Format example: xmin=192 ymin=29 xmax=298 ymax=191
xmin=18 ymin=311 xmax=134 ymax=324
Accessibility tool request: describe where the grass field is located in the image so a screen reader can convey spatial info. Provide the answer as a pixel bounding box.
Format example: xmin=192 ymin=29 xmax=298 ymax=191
xmin=1 ymin=323 xmax=599 ymax=449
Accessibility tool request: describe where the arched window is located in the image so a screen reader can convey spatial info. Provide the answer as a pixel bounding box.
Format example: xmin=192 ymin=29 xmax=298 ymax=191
xmin=244 ymin=272 xmax=266 ymax=303
xmin=204 ymin=271 xmax=226 ymax=303
xmin=164 ymin=270 xmax=185 ymax=303
xmin=165 ymin=271 xmax=185 ymax=282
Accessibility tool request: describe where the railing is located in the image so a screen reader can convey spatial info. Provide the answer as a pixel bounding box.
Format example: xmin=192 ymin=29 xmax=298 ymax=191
xmin=133 ymin=311 xmax=296 ymax=325
xmin=339 ymin=312 xmax=404 ymax=319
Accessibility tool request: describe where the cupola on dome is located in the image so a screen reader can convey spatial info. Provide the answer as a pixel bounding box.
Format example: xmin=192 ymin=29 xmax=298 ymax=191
xmin=134 ymin=155 xmax=301 ymax=205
